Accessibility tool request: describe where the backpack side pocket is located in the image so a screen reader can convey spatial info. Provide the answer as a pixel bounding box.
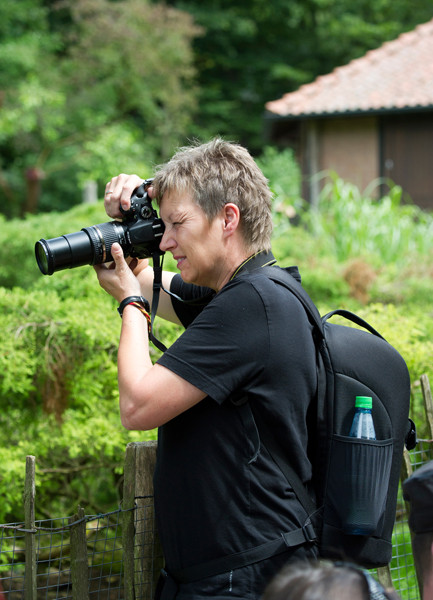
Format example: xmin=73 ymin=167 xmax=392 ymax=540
xmin=324 ymin=435 xmax=393 ymax=535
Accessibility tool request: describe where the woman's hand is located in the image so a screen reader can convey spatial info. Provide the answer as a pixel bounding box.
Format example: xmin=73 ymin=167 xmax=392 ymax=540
xmin=94 ymin=243 xmax=142 ymax=302
xmin=104 ymin=173 xmax=145 ymax=219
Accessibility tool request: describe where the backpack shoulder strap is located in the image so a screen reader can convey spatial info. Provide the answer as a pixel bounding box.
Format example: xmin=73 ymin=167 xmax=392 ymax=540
xmin=262 ymin=266 xmax=324 ymax=337
xmin=259 ymin=266 xmax=327 ymax=515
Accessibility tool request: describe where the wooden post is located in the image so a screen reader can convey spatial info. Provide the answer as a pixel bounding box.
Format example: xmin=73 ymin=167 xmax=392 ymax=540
xmin=377 ymin=566 xmax=394 ymax=590
xmin=135 ymin=441 xmax=164 ymax=599
xmin=420 ymin=374 xmax=433 ymax=440
xmin=123 ymin=441 xmax=164 ymax=600
xmin=82 ymin=181 xmax=98 ymax=204
xmin=306 ymin=121 xmax=320 ymax=209
xmin=123 ymin=443 xmax=137 ymax=600
xmin=70 ymin=507 xmax=89 ymax=600
xmin=24 ymin=456 xmax=37 ymax=600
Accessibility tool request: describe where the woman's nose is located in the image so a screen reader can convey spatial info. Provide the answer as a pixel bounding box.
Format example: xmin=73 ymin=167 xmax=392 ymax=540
xmin=159 ymin=228 xmax=174 ymax=252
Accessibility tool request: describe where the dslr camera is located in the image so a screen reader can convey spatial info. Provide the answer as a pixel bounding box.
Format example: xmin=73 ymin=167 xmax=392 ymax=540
xmin=35 ymin=179 xmax=165 ymax=275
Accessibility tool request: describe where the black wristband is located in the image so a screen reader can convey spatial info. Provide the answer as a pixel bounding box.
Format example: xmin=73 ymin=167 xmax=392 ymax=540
xmin=118 ymin=296 xmax=150 ymax=317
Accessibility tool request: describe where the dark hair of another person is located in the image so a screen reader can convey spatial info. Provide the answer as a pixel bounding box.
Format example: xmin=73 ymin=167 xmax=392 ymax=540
xmin=262 ymin=561 xmax=401 ymax=600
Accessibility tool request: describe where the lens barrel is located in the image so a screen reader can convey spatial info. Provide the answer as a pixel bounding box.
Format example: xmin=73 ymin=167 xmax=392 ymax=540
xmin=35 ymin=221 xmax=128 ymax=275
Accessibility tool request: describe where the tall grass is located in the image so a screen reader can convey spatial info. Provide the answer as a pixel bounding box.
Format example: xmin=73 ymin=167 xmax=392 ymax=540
xmin=260 ymin=149 xmax=433 ymax=268
xmin=303 ymin=173 xmax=433 ymax=266
xmin=257 ymin=146 xmax=305 ymax=233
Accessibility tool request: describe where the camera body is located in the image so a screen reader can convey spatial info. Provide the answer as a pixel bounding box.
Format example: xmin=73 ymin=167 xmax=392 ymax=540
xmin=35 ymin=179 xmax=166 ymax=276
xmin=118 ymin=178 xmax=165 ymax=260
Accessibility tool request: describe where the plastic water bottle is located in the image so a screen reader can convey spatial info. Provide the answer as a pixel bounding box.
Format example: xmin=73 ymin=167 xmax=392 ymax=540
xmin=349 ymin=396 xmax=376 ymax=440
xmin=344 ymin=396 xmax=377 ymax=535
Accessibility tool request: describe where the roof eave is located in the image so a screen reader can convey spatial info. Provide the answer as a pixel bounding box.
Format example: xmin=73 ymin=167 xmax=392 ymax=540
xmin=264 ymin=104 xmax=433 ymax=122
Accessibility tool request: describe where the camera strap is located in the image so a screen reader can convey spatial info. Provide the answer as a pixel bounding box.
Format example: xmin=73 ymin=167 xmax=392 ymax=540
xmin=149 ymin=252 xmax=168 ymax=353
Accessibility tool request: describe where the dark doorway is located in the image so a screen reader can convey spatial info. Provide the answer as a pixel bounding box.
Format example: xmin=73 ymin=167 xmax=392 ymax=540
xmin=381 ymin=113 xmax=433 ymax=209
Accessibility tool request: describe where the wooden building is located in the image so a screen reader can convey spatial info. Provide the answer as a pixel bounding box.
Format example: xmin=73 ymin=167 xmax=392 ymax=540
xmin=265 ymin=19 xmax=433 ymax=209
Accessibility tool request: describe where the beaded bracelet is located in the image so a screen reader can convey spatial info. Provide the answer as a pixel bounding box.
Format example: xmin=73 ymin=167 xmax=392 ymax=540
xmin=129 ymin=302 xmax=152 ymax=334
xmin=118 ymin=296 xmax=151 ymax=335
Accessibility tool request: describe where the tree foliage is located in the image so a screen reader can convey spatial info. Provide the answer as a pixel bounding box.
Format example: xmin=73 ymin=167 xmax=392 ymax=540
xmin=160 ymin=0 xmax=433 ymax=150
xmin=1 ymin=0 xmax=432 ymax=214
xmin=0 ymin=0 xmax=200 ymax=217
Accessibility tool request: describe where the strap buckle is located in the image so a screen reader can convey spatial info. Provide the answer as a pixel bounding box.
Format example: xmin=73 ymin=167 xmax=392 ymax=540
xmin=302 ymin=520 xmax=317 ymax=543
xmin=280 ymin=520 xmax=317 ymax=549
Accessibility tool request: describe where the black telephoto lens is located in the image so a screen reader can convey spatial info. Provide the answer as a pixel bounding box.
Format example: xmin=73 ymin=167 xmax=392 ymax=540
xmin=35 ymin=221 xmax=128 ymax=275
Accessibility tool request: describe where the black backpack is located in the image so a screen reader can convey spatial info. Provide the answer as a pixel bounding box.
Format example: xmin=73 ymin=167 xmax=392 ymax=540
xmin=162 ymin=265 xmax=417 ymax=587
xmin=259 ymin=266 xmax=416 ymax=568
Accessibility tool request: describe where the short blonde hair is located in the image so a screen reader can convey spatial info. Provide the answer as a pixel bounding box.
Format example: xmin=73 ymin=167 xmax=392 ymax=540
xmin=152 ymin=138 xmax=273 ymax=252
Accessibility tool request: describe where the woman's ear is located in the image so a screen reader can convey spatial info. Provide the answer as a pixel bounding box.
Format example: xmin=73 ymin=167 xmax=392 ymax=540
xmin=222 ymin=203 xmax=240 ymax=236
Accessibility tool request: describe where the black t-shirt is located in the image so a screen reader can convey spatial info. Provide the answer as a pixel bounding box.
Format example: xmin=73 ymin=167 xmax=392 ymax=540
xmin=155 ymin=267 xmax=317 ymax=573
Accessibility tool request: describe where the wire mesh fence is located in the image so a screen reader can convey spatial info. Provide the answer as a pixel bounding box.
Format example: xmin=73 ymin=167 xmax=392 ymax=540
xmin=0 ymin=494 xmax=163 ymax=599
xmin=0 ymin=510 xmax=125 ymax=600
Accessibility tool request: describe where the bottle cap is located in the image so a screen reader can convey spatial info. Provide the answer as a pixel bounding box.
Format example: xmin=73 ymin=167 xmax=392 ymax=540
xmin=355 ymin=396 xmax=373 ymax=409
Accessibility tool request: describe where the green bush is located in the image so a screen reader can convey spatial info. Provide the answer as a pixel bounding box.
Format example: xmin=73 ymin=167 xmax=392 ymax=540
xmin=0 ymin=202 xmax=108 ymax=289
xmin=0 ymin=210 xmax=183 ymax=521
xmin=0 ymin=284 xmax=150 ymax=522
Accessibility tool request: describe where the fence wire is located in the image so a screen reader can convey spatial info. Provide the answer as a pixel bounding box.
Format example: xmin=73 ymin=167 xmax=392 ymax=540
xmin=0 ymin=501 xmax=163 ymax=600
xmin=0 ymin=511 xmax=125 ymax=600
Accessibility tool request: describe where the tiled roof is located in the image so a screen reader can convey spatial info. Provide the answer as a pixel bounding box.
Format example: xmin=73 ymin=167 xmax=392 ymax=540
xmin=266 ymin=19 xmax=433 ymax=118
